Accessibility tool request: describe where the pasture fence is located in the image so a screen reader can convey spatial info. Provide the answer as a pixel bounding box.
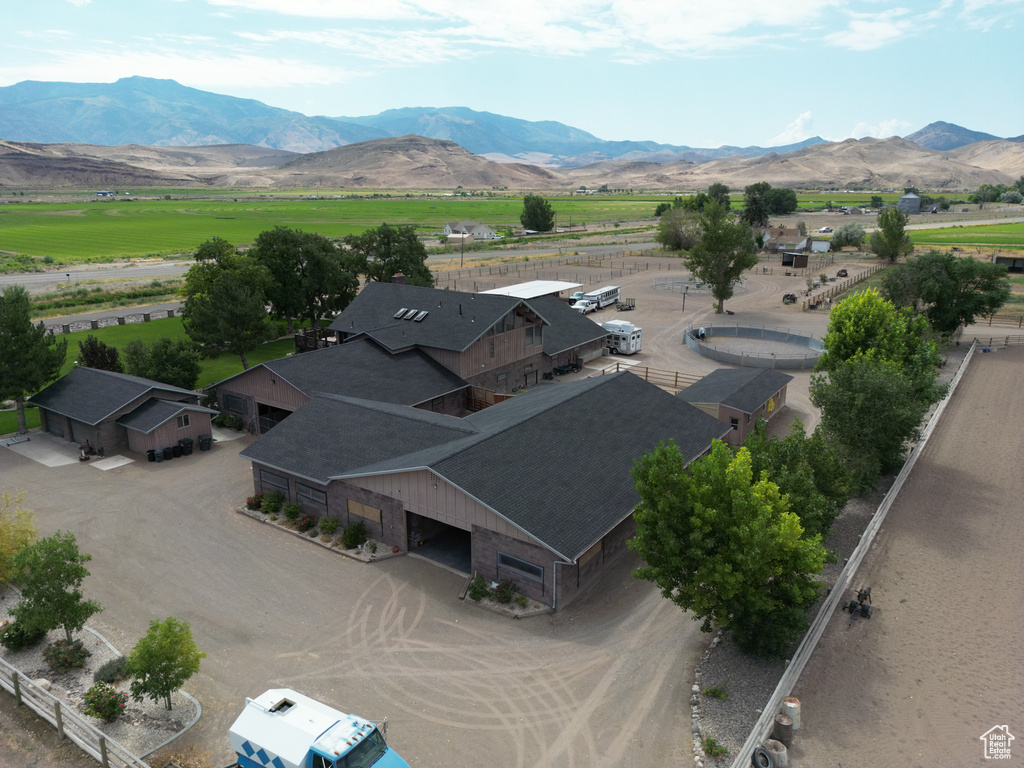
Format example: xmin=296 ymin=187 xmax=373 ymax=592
xmin=978 ymin=312 xmax=1024 ymax=328
xmin=0 ymin=656 xmax=152 ymax=768
xmin=588 ymin=362 xmax=702 ymax=393
xmin=683 ymin=323 xmax=823 ymax=370
xmin=972 ymin=335 xmax=1024 ymax=348
xmin=801 ymin=262 xmax=887 ymax=310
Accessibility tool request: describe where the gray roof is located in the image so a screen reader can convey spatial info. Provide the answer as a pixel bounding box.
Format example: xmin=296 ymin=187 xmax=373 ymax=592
xmin=243 ymin=372 xmax=730 ymax=561
xmin=214 ymin=339 xmax=468 ymax=406
xmin=678 ymin=368 xmax=793 ymax=413
xmin=117 ymin=399 xmax=218 ymax=434
xmin=527 ymin=295 xmax=609 ymax=355
xmin=327 ymin=282 xmax=541 ymax=353
xmin=29 ymin=367 xmax=196 ymax=425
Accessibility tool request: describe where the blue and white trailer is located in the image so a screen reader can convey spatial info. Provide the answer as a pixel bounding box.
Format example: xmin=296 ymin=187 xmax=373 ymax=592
xmin=229 ymin=689 xmax=410 ymax=768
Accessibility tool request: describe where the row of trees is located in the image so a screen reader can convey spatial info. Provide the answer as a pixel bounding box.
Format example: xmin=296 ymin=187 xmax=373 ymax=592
xmin=78 ymin=335 xmax=201 ymax=390
xmin=1 ymin=510 xmax=204 ymax=711
xmin=181 ymin=224 xmax=432 ymax=369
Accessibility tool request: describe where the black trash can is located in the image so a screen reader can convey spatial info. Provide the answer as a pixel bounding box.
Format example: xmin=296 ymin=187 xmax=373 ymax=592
xmin=179 ymin=437 xmax=194 ymax=456
xmin=154 ymin=450 xmax=164 ymax=463
xmin=172 ymin=444 xmax=183 ymax=458
xmin=163 ymin=447 xmax=174 ymax=460
xmin=147 ymin=449 xmax=156 ymax=462
xmin=198 ymin=434 xmax=212 ymax=451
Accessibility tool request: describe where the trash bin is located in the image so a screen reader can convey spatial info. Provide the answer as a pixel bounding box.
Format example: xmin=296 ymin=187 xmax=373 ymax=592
xmin=147 ymin=449 xmax=156 ymax=462
xmin=163 ymin=447 xmax=174 ymax=460
xmin=154 ymin=450 xmax=164 ymax=463
xmin=172 ymin=444 xmax=183 ymax=458
xmin=179 ymin=437 xmax=194 ymax=456
xmin=198 ymin=434 xmax=212 ymax=451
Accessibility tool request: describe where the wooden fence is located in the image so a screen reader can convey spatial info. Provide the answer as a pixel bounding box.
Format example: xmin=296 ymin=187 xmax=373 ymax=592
xmin=801 ymin=262 xmax=887 ymax=310
xmin=590 ymin=361 xmax=702 ymax=393
xmin=0 ymin=657 xmax=151 ymax=768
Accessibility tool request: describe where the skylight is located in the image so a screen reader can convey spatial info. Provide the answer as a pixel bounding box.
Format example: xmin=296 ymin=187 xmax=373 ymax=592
xmin=393 ymin=308 xmax=409 ymax=319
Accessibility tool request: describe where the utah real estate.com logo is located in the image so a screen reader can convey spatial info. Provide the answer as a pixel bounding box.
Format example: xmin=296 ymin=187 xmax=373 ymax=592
xmin=980 ymin=725 xmax=1014 ymax=760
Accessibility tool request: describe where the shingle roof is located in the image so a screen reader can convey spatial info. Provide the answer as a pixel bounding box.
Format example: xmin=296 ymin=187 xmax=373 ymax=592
xmin=117 ymin=399 xmax=218 ymax=434
xmin=527 ymin=295 xmax=609 ymax=355
xmin=243 ymin=372 xmax=730 ymax=561
xmin=327 ymin=282 xmax=539 ymax=353
xmin=678 ymin=368 xmax=793 ymax=414
xmin=214 ymin=339 xmax=468 ymax=406
xmin=28 ymin=367 xmax=196 ymax=425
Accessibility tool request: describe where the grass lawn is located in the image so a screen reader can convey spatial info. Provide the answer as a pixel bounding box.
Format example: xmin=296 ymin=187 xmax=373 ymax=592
xmin=910 ymin=222 xmax=1024 ymax=250
xmin=0 ymin=407 xmax=40 ymax=436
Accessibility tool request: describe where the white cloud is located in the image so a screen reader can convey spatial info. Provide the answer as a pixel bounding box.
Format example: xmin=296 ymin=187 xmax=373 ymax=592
xmin=66 ymin=0 xmax=92 ymax=6
xmin=767 ymin=112 xmax=815 ymax=146
xmin=824 ymin=9 xmax=915 ymax=51
xmin=844 ymin=118 xmax=915 ymax=140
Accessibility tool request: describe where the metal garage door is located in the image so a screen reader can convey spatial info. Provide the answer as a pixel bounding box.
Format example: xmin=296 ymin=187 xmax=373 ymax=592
xmin=47 ymin=414 xmax=64 ymax=437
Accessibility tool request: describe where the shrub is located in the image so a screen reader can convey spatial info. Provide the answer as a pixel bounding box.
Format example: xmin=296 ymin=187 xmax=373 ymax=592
xmin=260 ymin=491 xmax=284 ymax=514
xmin=296 ymin=514 xmax=317 ymax=533
xmin=245 ymin=493 xmax=263 ymax=510
xmin=467 ymin=576 xmax=491 ymax=602
xmin=282 ymin=502 xmax=302 ymax=521
xmin=83 ymin=682 xmax=128 ymax=722
xmin=94 ymin=655 xmax=129 ymax=684
xmin=319 ymin=518 xmax=339 ymax=535
xmin=494 ymin=579 xmax=517 ymax=604
xmin=0 ymin=620 xmax=47 ymax=651
xmin=701 ymin=736 xmax=728 ymax=758
xmin=43 ymin=639 xmax=91 ymax=672
xmin=342 ymin=521 xmax=368 ymax=549
xmin=703 ymin=682 xmax=729 ymax=699
xmin=514 ymin=595 xmax=528 ymax=609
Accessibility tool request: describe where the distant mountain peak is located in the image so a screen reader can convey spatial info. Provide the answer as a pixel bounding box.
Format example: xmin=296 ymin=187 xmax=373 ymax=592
xmin=905 ymin=121 xmax=1000 ymax=151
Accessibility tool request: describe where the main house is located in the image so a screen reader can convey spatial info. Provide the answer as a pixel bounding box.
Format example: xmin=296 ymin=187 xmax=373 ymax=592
xmin=241 ymin=372 xmax=730 ymax=610
xmin=326 ymin=282 xmax=608 ymax=393
xmin=443 ymin=220 xmax=499 ymax=241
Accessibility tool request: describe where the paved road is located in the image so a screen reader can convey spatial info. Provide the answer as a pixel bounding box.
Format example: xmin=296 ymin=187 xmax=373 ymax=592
xmin=1 ymin=436 xmax=706 ymax=768
xmin=0 ymin=261 xmax=194 ymax=295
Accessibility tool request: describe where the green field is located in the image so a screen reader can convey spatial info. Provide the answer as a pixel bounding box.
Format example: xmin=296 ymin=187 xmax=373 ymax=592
xmin=0 ymin=196 xmax=660 ymax=261
xmin=52 ymin=316 xmax=297 ymax=388
xmin=909 ymin=222 xmax=1024 ymax=250
xmin=0 ymin=406 xmax=40 ymax=435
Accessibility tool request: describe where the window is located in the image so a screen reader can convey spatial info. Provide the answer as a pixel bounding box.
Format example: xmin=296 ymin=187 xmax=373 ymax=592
xmin=223 ymin=394 xmax=247 ymax=414
xmin=496 ymin=372 xmax=507 ymax=382
xmin=259 ymin=469 xmax=289 ymax=490
xmin=730 ymin=418 xmax=739 ymax=431
xmin=498 ymin=552 xmax=544 ymax=583
xmin=525 ymin=325 xmax=534 ymax=346
xmin=176 ymin=414 xmax=190 ymax=429
xmin=297 ymin=483 xmax=327 ymax=505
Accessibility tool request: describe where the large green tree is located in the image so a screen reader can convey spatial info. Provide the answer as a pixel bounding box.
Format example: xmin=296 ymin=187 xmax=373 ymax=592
xmin=742 ymin=420 xmax=851 ymax=540
xmin=707 ymin=183 xmax=731 ymax=210
xmin=77 ymin=335 xmax=123 ymax=373
xmin=344 ymin=224 xmax=433 ymax=287
xmin=870 ymin=207 xmax=913 ymax=262
xmin=740 ymin=182 xmax=772 ymax=229
xmin=181 ymin=238 xmax=275 ymax=370
xmin=122 ymin=338 xmax=202 ymax=390
xmin=881 ymin=251 xmax=1011 ymax=335
xmin=764 ymin=187 xmax=798 ymax=215
xmin=684 ymin=200 xmax=758 ymax=313
xmin=519 ymin=194 xmax=556 ymax=232
xmin=630 ymin=441 xmax=825 ymax=657
xmin=830 ymin=222 xmax=866 ymax=251
xmin=0 ymin=286 xmax=68 ymax=434
xmin=249 ymin=226 xmax=360 ymax=331
xmin=126 ymin=617 xmax=206 ymax=711
xmin=655 ymin=207 xmax=700 ymax=251
xmin=9 ymin=531 xmax=102 ymax=643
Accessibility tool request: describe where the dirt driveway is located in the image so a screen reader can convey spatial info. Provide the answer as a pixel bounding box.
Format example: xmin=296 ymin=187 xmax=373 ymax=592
xmin=1 ymin=438 xmax=705 ymax=768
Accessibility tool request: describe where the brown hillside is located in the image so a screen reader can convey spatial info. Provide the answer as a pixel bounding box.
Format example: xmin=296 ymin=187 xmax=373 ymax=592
xmin=946 ymin=140 xmax=1024 ymax=177
xmin=0 ymin=140 xmax=202 ymax=187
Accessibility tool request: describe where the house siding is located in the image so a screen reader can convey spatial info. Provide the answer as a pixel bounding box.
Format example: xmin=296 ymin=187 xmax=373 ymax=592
xmin=554 ymin=515 xmax=637 ymax=610
xmin=126 ymin=413 xmax=213 ymax=454
xmin=472 ymin=527 xmax=557 ymax=607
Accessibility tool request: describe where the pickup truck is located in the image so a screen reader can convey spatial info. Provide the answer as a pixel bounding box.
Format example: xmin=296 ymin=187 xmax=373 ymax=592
xmin=571 ymin=299 xmax=597 ymax=314
xmin=567 ymin=291 xmax=587 ymax=304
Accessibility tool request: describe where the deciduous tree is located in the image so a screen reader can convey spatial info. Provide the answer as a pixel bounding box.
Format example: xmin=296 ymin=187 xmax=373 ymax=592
xmin=9 ymin=531 xmax=102 ymax=643
xmin=77 ymin=335 xmax=122 ymax=372
xmin=830 ymin=222 xmax=866 ymax=251
xmin=655 ymin=207 xmax=700 ymax=251
xmin=519 ymin=194 xmax=555 ymax=232
xmin=684 ymin=201 xmax=758 ymax=313
xmin=870 ymin=207 xmax=913 ymax=262
xmin=126 ymin=617 xmax=206 ymax=711
xmin=344 ymin=224 xmax=433 ymax=287
xmin=122 ymin=338 xmax=202 ymax=390
xmin=0 ymin=286 xmax=68 ymax=434
xmin=740 ymin=182 xmax=772 ymax=229
xmin=707 ymin=183 xmax=731 ymax=210
xmin=629 ymin=441 xmax=825 ymax=657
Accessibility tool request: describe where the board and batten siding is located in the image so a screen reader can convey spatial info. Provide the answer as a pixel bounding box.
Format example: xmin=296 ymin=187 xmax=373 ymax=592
xmin=346 ymin=469 xmax=536 ymax=545
xmin=219 ymin=365 xmax=310 ymax=413
xmin=126 ymin=413 xmax=212 ymax=454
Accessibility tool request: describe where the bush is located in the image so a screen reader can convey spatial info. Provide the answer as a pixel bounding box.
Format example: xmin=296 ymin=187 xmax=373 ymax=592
xmin=467 ymin=576 xmax=491 ymax=602
xmin=245 ymin=493 xmax=263 ymax=510
xmin=319 ymin=518 xmax=339 ymax=535
xmin=282 ymin=502 xmax=302 ymax=521
xmin=260 ymin=491 xmax=284 ymax=514
xmin=342 ymin=521 xmax=368 ymax=549
xmin=494 ymin=579 xmax=517 ymax=604
xmin=94 ymin=655 xmax=129 ymax=684
xmin=515 ymin=594 xmax=528 ymax=609
xmin=296 ymin=514 xmax=317 ymax=533
xmin=43 ymin=639 xmax=91 ymax=672
xmin=0 ymin=620 xmax=47 ymax=651
xmin=212 ymin=413 xmax=244 ymax=430
xmin=83 ymin=682 xmax=128 ymax=722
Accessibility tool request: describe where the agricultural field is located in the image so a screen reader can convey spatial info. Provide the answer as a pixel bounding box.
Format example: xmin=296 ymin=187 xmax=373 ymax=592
xmin=909 ymin=221 xmax=1024 ymax=251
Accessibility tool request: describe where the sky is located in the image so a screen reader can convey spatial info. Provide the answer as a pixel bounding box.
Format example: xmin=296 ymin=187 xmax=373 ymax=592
xmin=4 ymin=0 xmax=1023 ymax=148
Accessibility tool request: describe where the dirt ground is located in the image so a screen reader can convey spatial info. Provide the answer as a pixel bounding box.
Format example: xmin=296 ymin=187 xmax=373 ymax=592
xmin=787 ymin=345 xmax=1024 ymax=767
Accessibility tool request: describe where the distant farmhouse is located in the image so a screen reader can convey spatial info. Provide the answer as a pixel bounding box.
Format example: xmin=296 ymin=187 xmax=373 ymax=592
xmin=443 ymin=220 xmax=499 ymax=241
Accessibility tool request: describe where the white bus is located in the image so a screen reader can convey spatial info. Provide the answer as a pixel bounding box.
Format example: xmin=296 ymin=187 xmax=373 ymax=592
xmin=602 ymin=320 xmax=642 ymax=355
xmin=584 ymin=285 xmax=621 ymax=309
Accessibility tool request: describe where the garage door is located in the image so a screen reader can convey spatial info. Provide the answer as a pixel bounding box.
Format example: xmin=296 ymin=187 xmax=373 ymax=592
xmin=47 ymin=414 xmax=64 ymax=438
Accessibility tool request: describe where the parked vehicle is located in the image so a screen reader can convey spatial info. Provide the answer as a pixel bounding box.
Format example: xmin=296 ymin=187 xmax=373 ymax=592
xmin=836 ymin=268 xmax=848 ymax=277
xmin=229 ymin=689 xmax=409 ymax=768
xmin=583 ymin=285 xmax=621 ymax=309
xmin=566 ymin=291 xmax=587 ymax=304
xmin=571 ymin=299 xmax=598 ymax=314
xmin=602 ymin=320 xmax=642 ymax=355
xmin=553 ymin=357 xmax=583 ymax=375
xmin=616 ymin=298 xmax=636 ymax=311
